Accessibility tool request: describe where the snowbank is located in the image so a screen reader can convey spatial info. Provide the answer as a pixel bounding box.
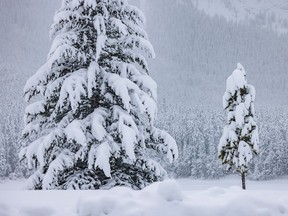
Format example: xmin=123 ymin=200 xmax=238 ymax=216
xmin=0 ymin=179 xmax=288 ymax=216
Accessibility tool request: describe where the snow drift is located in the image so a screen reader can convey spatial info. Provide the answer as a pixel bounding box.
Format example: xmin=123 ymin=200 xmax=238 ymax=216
xmin=0 ymin=179 xmax=287 ymax=216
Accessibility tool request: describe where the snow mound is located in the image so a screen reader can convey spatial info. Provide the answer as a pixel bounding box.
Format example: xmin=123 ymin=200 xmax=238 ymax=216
xmin=78 ymin=196 xmax=117 ymax=216
xmin=1 ymin=180 xmax=288 ymax=216
xmin=156 ymin=179 xmax=183 ymax=201
xmin=78 ymin=180 xmax=183 ymax=216
xmin=0 ymin=203 xmax=14 ymax=216
xmin=19 ymin=207 xmax=55 ymax=216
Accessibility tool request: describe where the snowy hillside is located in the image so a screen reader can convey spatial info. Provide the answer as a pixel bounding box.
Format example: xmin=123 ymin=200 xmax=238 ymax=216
xmin=190 ymin=0 xmax=288 ymax=34
xmin=146 ymin=0 xmax=288 ymax=107
xmin=1 ymin=0 xmax=288 ymax=111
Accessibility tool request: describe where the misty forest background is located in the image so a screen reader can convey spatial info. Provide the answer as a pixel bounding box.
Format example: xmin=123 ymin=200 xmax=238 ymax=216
xmin=0 ymin=0 xmax=288 ymax=180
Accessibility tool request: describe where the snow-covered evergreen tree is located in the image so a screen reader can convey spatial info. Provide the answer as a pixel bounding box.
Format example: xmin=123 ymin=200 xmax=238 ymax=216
xmin=218 ymin=63 xmax=259 ymax=189
xmin=20 ymin=0 xmax=178 ymax=190
xmin=0 ymin=143 xmax=6 ymax=177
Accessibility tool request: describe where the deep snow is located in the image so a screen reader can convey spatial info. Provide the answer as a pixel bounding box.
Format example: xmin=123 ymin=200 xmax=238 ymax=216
xmin=1 ymin=176 xmax=288 ymax=216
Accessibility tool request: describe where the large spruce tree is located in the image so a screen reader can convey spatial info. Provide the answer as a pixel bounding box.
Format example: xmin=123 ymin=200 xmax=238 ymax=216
xmin=20 ymin=0 xmax=178 ymax=190
xmin=218 ymin=63 xmax=259 ymax=189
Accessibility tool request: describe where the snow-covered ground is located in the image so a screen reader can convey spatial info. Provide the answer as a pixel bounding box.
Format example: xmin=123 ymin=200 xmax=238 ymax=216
xmin=1 ymin=176 xmax=288 ymax=216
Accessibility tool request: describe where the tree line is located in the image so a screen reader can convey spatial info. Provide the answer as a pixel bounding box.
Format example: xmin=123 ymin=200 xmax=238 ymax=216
xmin=156 ymin=103 xmax=288 ymax=180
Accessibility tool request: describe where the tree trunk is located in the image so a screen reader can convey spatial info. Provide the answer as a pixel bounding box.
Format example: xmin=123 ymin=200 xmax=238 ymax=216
xmin=241 ymin=173 xmax=246 ymax=190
